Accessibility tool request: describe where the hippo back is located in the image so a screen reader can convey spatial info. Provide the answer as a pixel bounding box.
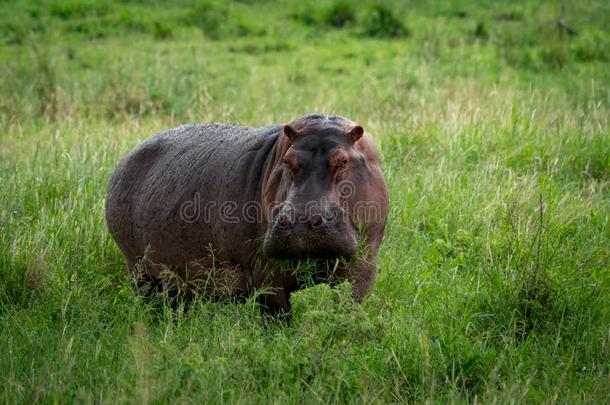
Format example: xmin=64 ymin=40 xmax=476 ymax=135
xmin=105 ymin=123 xmax=282 ymax=277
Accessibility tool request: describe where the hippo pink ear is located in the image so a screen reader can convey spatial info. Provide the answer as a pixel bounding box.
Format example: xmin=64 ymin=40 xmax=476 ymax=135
xmin=348 ymin=125 xmax=364 ymax=142
xmin=284 ymin=125 xmax=298 ymax=140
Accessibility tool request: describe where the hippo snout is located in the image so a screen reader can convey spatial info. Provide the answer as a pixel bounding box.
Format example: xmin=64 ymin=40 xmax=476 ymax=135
xmin=263 ymin=204 xmax=359 ymax=259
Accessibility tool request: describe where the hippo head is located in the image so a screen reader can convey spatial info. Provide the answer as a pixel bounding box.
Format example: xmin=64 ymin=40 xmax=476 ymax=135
xmin=263 ymin=114 xmax=367 ymax=259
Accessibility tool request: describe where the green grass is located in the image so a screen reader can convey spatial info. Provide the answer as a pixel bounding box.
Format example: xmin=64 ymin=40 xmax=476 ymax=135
xmin=1 ymin=0 xmax=609 ymax=402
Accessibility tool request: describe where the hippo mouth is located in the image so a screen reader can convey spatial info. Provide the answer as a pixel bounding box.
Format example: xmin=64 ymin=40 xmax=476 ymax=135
xmin=262 ymin=227 xmax=359 ymax=260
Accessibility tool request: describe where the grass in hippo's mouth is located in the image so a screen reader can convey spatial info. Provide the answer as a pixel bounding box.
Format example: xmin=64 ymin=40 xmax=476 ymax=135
xmin=270 ymin=257 xmax=347 ymax=285
xmin=1 ymin=0 xmax=609 ymax=403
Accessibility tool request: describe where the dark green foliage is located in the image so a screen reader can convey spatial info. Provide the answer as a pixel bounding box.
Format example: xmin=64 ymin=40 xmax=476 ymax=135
xmin=152 ymin=21 xmax=173 ymax=40
xmin=361 ymin=3 xmax=408 ymax=38
xmin=322 ymin=1 xmax=356 ymax=27
xmin=473 ymin=21 xmax=488 ymax=39
xmin=291 ymin=0 xmax=356 ymax=29
xmin=572 ymin=29 xmax=609 ymax=62
xmin=186 ymin=0 xmax=230 ymax=39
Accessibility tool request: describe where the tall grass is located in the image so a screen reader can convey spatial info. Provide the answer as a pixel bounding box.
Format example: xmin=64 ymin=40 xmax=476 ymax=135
xmin=1 ymin=0 xmax=609 ymax=402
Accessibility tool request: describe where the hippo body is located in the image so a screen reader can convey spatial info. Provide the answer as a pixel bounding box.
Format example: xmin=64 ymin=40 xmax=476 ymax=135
xmin=106 ymin=114 xmax=388 ymax=314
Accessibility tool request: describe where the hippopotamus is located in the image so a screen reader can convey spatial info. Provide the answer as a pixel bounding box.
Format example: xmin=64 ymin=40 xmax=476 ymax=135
xmin=105 ymin=113 xmax=388 ymax=314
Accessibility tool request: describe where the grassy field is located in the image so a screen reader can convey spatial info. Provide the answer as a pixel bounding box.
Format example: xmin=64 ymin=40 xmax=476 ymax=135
xmin=1 ymin=0 xmax=609 ymax=402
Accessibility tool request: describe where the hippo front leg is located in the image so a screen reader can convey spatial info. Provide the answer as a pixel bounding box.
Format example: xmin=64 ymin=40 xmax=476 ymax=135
xmin=257 ymin=286 xmax=291 ymax=317
xmin=254 ymin=269 xmax=298 ymax=318
xmin=332 ymin=257 xmax=377 ymax=302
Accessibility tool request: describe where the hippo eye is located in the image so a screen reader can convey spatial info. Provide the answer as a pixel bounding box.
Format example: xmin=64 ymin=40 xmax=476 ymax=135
xmin=283 ymin=155 xmax=299 ymax=173
xmin=331 ymin=151 xmax=349 ymax=173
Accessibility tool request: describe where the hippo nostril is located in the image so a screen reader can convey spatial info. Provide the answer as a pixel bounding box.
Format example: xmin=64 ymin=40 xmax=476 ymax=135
xmin=324 ymin=206 xmax=343 ymax=224
xmin=277 ymin=214 xmax=291 ymax=228
xmin=309 ymin=213 xmax=324 ymax=228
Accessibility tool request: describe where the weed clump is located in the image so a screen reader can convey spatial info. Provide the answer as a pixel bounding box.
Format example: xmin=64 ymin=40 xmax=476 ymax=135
xmin=50 ymin=1 xmax=110 ymax=20
xmin=322 ymin=1 xmax=356 ymax=28
xmin=152 ymin=21 xmax=173 ymax=40
xmin=572 ymin=29 xmax=609 ymax=62
xmin=184 ymin=1 xmax=263 ymax=39
xmin=361 ymin=3 xmax=408 ymax=38
xmin=473 ymin=21 xmax=488 ymax=40
xmin=291 ymin=1 xmax=356 ymax=29
xmin=291 ymin=283 xmax=383 ymax=343
xmin=186 ymin=0 xmax=230 ymax=39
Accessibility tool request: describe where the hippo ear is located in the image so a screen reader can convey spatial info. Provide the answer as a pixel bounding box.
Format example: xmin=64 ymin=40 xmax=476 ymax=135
xmin=284 ymin=125 xmax=299 ymax=140
xmin=348 ymin=125 xmax=364 ymax=142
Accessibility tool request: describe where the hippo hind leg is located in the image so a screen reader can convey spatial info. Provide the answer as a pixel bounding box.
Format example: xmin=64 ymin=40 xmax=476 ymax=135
xmin=133 ymin=271 xmax=164 ymax=297
xmin=126 ymin=259 xmax=183 ymax=310
xmin=127 ymin=259 xmax=163 ymax=298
